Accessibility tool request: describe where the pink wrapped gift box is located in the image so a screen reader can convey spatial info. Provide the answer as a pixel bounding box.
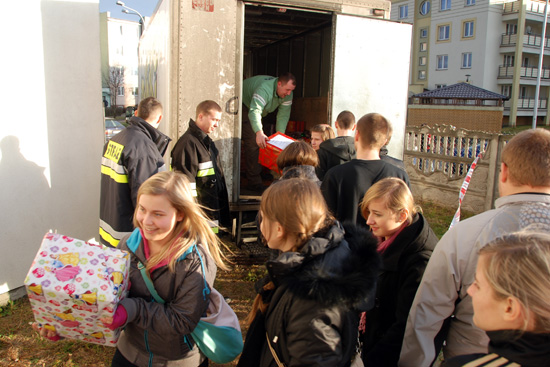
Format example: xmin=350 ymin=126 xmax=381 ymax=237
xmin=24 ymin=232 xmax=130 ymax=346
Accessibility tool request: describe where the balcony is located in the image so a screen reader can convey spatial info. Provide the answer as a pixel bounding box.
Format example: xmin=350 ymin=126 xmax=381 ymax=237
xmin=504 ymin=1 xmax=550 ymax=15
xmin=501 ymin=33 xmax=550 ymax=48
xmin=504 ymin=98 xmax=548 ymax=109
xmin=498 ymin=65 xmax=550 ymax=79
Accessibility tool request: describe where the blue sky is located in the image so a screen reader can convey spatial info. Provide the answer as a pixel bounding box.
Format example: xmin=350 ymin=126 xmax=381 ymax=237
xmin=99 ymin=0 xmax=159 ymax=21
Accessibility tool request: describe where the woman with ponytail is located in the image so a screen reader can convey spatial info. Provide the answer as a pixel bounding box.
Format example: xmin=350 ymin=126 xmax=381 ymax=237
xmin=237 ymin=178 xmax=380 ymax=367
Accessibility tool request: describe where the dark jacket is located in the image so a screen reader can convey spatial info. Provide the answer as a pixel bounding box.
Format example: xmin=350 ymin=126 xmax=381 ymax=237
xmin=316 ymin=136 xmax=356 ymax=180
xmin=443 ymin=330 xmax=550 ymax=367
xmin=238 ymin=222 xmax=381 ymax=367
xmin=321 ymin=159 xmax=410 ymax=229
xmin=99 ymin=117 xmax=170 ymax=247
xmin=361 ymin=213 xmax=438 ymax=367
xmin=170 ymin=119 xmax=230 ymax=229
xmin=116 ymin=229 xmax=217 ymax=365
xmin=380 ymin=146 xmax=405 ymax=170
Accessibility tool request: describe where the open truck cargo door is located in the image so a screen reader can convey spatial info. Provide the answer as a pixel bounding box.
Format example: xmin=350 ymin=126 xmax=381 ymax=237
xmin=331 ymin=14 xmax=412 ymax=160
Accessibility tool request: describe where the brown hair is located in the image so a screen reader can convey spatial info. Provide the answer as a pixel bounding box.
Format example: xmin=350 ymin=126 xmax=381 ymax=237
xmin=336 ymin=110 xmax=356 ymax=130
xmin=196 ymin=100 xmax=222 ymax=119
xmin=310 ymin=124 xmax=336 ymax=142
xmin=277 ymin=141 xmax=319 ymax=170
xmin=247 ymin=179 xmax=331 ymax=323
xmin=356 ymin=113 xmax=391 ymax=150
xmin=361 ymin=177 xmax=418 ymax=224
xmin=137 ymin=97 xmax=163 ymax=121
xmin=134 ymin=171 xmax=227 ymax=272
xmin=479 ymin=228 xmax=550 ymax=333
xmin=278 ymin=72 xmax=297 ymax=86
xmin=501 ymin=128 xmax=550 ymax=187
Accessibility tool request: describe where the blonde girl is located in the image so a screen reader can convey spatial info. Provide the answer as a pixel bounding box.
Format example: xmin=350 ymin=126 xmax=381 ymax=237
xmin=359 ymin=177 xmax=438 ymax=366
xmin=237 ymin=178 xmax=380 ymax=367
xmin=444 ymin=229 xmax=550 ymax=366
xmin=310 ymin=124 xmax=336 ymax=151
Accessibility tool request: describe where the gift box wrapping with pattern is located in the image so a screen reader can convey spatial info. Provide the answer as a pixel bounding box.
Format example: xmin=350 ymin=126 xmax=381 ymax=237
xmin=24 ymin=232 xmax=130 ymax=346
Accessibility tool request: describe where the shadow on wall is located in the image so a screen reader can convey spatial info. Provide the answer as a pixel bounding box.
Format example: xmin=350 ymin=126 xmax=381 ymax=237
xmin=0 ymin=136 xmax=51 ymax=297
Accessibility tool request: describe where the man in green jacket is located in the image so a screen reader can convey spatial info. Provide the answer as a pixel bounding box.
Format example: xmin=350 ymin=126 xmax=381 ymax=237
xmin=242 ymin=72 xmax=296 ymax=193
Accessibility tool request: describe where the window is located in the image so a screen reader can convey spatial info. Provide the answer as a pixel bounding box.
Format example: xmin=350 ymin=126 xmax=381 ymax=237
xmin=420 ymin=1 xmax=431 ymax=15
xmin=437 ymin=55 xmax=449 ymax=70
xmin=436 ymin=84 xmax=447 ymax=88
xmin=438 ymin=25 xmax=450 ymax=41
xmin=419 ymin=56 xmax=427 ymax=65
xmin=520 ymin=86 xmax=527 ymax=99
xmin=420 ymin=42 xmax=428 ymax=51
xmin=501 ymin=85 xmax=512 ymax=97
xmin=506 ymin=23 xmax=517 ymax=35
xmin=462 ymin=52 xmax=472 ymax=68
xmin=441 ymin=0 xmax=451 ymax=11
xmin=463 ymin=21 xmax=474 ymax=38
xmin=419 ymin=70 xmax=427 ymax=79
xmin=420 ymin=28 xmax=428 ymax=38
xmin=504 ymin=55 xmax=515 ymax=67
xmin=132 ymin=87 xmax=139 ymax=96
xmin=399 ymin=5 xmax=409 ymax=19
xmin=117 ymin=87 xmax=125 ymax=96
xmin=522 ymin=57 xmax=529 ymax=67
xmin=466 ymin=0 xmax=475 ymax=5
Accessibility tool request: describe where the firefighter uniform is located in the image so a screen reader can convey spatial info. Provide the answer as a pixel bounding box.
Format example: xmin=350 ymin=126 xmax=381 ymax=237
xmin=170 ymin=119 xmax=230 ymax=232
xmin=99 ymin=116 xmax=171 ymax=247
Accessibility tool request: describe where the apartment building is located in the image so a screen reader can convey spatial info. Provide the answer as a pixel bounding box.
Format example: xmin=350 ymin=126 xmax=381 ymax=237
xmin=100 ymin=12 xmax=141 ymax=108
xmin=392 ymin=0 xmax=550 ymax=125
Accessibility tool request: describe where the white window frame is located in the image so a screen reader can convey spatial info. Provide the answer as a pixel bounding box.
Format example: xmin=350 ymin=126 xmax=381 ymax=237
xmin=501 ymin=85 xmax=512 ymax=97
xmin=462 ymin=52 xmax=472 ymax=68
xmin=418 ymin=70 xmax=427 ymax=80
xmin=437 ymin=55 xmax=449 ymax=70
xmin=420 ymin=0 xmax=431 ymax=15
xmin=399 ymin=5 xmax=409 ymax=19
xmin=466 ymin=0 xmax=475 ymax=5
xmin=506 ymin=23 xmax=517 ymax=35
xmin=117 ymin=87 xmax=125 ymax=96
xmin=441 ymin=0 xmax=451 ymax=11
xmin=438 ymin=25 xmax=450 ymax=41
xmin=463 ymin=21 xmax=474 ymax=38
xmin=420 ymin=42 xmax=428 ymax=51
xmin=436 ymin=84 xmax=447 ymax=89
xmin=419 ymin=56 xmax=427 ymax=66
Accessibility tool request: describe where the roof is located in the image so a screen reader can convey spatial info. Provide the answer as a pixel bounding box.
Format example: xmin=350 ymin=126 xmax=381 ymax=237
xmin=413 ymin=83 xmax=509 ymax=100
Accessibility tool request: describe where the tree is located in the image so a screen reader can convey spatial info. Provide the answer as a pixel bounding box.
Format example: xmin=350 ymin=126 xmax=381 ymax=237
xmin=104 ymin=66 xmax=125 ymax=109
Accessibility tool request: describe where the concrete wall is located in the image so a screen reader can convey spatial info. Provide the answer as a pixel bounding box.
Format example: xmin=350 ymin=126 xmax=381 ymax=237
xmin=408 ymin=104 xmax=504 ymax=132
xmin=0 ymin=0 xmax=103 ymax=304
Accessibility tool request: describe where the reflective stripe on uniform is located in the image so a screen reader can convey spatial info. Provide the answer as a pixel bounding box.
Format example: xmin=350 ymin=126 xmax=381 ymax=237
xmin=281 ymin=101 xmax=292 ymax=106
xmin=189 ymin=182 xmax=198 ymax=197
xmin=101 ymin=157 xmax=128 ymax=183
xmin=99 ymin=220 xmax=132 ymax=248
xmin=208 ymin=220 xmax=220 ymax=234
xmin=197 ymin=161 xmax=215 ymax=177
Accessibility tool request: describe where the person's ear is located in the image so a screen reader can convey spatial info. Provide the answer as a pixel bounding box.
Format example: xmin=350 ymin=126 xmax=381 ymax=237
xmin=176 ymin=211 xmax=184 ymax=222
xmin=335 ymin=120 xmax=340 ymax=129
xmin=502 ymin=296 xmax=528 ymax=328
xmin=276 ymin=221 xmax=285 ymax=240
xmin=354 ymin=130 xmax=360 ymax=142
xmin=398 ymin=208 xmax=409 ymax=223
xmin=352 ymin=123 xmax=357 ymax=131
xmin=500 ymin=162 xmax=508 ymax=184
xmin=134 ymin=110 xmax=138 ymax=117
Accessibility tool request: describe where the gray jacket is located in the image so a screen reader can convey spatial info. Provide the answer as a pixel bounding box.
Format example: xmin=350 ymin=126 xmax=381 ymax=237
xmin=116 ymin=230 xmax=217 ymax=366
xmin=399 ymin=193 xmax=550 ymax=367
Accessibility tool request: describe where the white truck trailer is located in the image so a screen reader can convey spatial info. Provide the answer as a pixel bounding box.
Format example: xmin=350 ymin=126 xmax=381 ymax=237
xmin=139 ymin=0 xmax=412 ymax=202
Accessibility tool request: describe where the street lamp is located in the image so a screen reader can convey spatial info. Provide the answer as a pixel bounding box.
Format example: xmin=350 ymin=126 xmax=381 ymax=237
xmin=116 ymin=1 xmax=145 ymax=34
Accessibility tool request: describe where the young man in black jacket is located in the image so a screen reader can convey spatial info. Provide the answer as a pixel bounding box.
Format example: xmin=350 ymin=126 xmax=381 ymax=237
xmin=100 ymin=97 xmax=170 ymax=247
xmin=170 ymin=100 xmax=230 ymax=233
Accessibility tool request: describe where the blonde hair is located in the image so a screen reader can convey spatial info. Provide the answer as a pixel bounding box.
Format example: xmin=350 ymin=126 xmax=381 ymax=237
xmin=310 ymin=124 xmax=336 ymax=142
xmin=134 ymin=171 xmax=227 ymax=272
xmin=361 ymin=177 xmax=418 ymax=224
xmin=479 ymin=228 xmax=550 ymax=333
xmin=276 ymin=141 xmax=319 ymax=170
xmin=356 ymin=113 xmax=391 ymax=150
xmin=501 ymin=128 xmax=550 ymax=187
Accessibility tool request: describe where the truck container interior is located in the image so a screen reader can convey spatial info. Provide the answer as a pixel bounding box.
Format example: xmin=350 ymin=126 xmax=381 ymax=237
xmin=243 ymin=3 xmax=334 ymax=137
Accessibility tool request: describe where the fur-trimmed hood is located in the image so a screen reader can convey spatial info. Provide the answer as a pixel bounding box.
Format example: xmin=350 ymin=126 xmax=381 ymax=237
xmin=266 ymin=221 xmax=381 ymax=310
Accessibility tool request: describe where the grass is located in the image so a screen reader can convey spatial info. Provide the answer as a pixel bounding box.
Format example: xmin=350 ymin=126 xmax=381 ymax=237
xmin=0 ymin=200 xmax=461 ymax=366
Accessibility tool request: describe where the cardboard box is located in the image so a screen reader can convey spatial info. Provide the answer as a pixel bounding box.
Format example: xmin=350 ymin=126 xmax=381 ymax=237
xmin=258 ymin=132 xmax=296 ymax=172
xmin=25 ymin=233 xmax=130 ymax=346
